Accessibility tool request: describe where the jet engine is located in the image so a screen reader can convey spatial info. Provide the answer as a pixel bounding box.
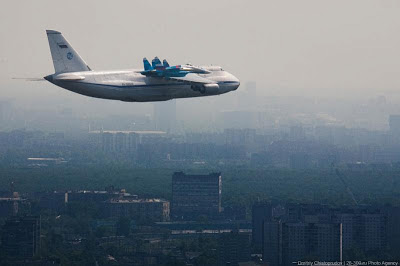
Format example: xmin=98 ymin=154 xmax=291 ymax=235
xmin=191 ymin=83 xmax=219 ymax=94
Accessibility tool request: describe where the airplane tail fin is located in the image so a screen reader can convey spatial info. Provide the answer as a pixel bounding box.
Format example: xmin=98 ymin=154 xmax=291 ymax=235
xmin=151 ymin=57 xmax=162 ymax=68
xmin=46 ymin=30 xmax=91 ymax=74
xmin=143 ymin=58 xmax=153 ymax=71
xmin=163 ymin=59 xmax=170 ymax=68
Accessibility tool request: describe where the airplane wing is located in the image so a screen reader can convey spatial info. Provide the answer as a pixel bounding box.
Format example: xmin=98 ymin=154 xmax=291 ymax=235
xmin=167 ymin=73 xmax=215 ymax=84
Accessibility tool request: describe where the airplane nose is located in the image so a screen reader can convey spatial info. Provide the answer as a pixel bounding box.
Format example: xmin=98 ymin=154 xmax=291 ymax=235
xmin=232 ymin=76 xmax=240 ymax=90
xmin=234 ymin=81 xmax=240 ymax=90
xmin=44 ymin=75 xmax=53 ymax=82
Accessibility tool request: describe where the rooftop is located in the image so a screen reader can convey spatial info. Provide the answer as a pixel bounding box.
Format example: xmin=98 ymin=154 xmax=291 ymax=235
xmin=109 ymin=198 xmax=168 ymax=203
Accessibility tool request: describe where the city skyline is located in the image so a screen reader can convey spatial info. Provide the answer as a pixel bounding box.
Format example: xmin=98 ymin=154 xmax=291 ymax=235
xmin=1 ymin=1 xmax=400 ymax=264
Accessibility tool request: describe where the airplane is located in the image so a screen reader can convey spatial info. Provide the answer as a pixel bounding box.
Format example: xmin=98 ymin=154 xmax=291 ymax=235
xmin=43 ymin=30 xmax=240 ymax=102
xmin=141 ymin=57 xmax=210 ymax=78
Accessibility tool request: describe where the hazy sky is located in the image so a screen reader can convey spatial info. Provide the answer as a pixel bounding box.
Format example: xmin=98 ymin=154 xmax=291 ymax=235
xmin=1 ymin=0 xmax=400 ymax=104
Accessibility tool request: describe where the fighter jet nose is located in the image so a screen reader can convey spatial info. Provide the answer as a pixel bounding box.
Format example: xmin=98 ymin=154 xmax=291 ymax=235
xmin=44 ymin=75 xmax=53 ymax=82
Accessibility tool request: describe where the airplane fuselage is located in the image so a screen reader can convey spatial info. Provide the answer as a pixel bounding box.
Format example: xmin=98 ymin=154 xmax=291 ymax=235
xmin=44 ymin=30 xmax=240 ymax=102
xmin=45 ymin=68 xmax=240 ymax=102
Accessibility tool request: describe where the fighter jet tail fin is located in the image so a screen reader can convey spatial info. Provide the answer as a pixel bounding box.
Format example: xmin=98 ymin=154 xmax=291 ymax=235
xmin=163 ymin=59 xmax=170 ymax=68
xmin=143 ymin=58 xmax=153 ymax=71
xmin=46 ymin=30 xmax=91 ymax=74
xmin=151 ymin=57 xmax=162 ymax=68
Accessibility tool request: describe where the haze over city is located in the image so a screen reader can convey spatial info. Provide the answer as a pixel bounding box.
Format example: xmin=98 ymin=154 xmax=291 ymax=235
xmin=1 ymin=1 xmax=400 ymax=265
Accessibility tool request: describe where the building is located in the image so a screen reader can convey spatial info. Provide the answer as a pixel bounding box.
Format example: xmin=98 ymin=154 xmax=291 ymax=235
xmin=33 ymin=191 xmax=67 ymax=212
xmin=252 ymin=203 xmax=273 ymax=251
xmin=33 ymin=189 xmax=137 ymax=212
xmin=389 ymin=115 xmax=400 ymax=135
xmin=333 ymin=211 xmax=387 ymax=256
xmin=218 ymin=231 xmax=251 ymax=266
xmin=257 ymin=203 xmax=390 ymax=264
xmin=1 ymin=216 xmax=40 ymax=259
xmin=171 ymin=172 xmax=222 ymax=220
xmin=262 ymin=221 xmax=342 ymax=266
xmin=0 ymin=197 xmax=30 ymax=218
xmin=262 ymin=221 xmax=281 ymax=266
xmin=281 ymin=222 xmax=341 ymax=265
xmin=66 ymin=190 xmax=120 ymax=203
xmin=383 ymin=206 xmax=400 ymax=258
xmin=289 ymin=153 xmax=311 ymax=169
xmin=360 ymin=214 xmax=386 ymax=251
xmin=104 ymin=198 xmax=170 ymax=222
xmin=89 ymin=130 xmax=166 ymax=153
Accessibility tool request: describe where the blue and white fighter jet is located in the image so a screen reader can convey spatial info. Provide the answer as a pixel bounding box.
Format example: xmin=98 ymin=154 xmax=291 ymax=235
xmin=43 ymin=30 xmax=240 ymax=102
xmin=141 ymin=57 xmax=210 ymax=78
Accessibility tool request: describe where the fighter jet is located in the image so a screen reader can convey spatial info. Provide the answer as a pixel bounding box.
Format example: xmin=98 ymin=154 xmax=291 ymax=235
xmin=141 ymin=57 xmax=210 ymax=78
xmin=43 ymin=30 xmax=240 ymax=102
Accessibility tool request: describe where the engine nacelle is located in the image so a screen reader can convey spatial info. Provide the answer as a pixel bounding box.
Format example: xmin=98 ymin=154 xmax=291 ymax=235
xmin=191 ymin=83 xmax=219 ymax=94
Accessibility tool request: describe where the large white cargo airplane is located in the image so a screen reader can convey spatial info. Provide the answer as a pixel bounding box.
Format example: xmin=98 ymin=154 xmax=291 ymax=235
xmin=44 ymin=30 xmax=240 ymax=102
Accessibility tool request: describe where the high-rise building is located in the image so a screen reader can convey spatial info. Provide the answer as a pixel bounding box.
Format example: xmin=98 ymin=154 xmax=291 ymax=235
xmin=171 ymin=172 xmax=221 ymax=220
xmin=218 ymin=231 xmax=251 ymax=266
xmin=262 ymin=222 xmax=342 ymax=266
xmin=281 ymin=222 xmax=341 ymax=265
xmin=262 ymin=221 xmax=281 ymax=266
xmin=252 ymin=202 xmax=273 ymax=250
xmin=333 ymin=211 xmax=387 ymax=255
xmin=383 ymin=206 xmax=400 ymax=258
xmin=1 ymin=216 xmax=40 ymax=259
xmin=360 ymin=214 xmax=386 ymax=251
xmin=257 ymin=203 xmax=389 ymax=264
